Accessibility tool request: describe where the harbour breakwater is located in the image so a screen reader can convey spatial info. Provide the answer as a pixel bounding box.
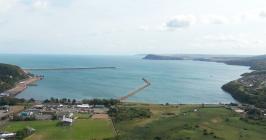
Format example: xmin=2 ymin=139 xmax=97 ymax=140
xmin=24 ymin=67 xmax=116 ymax=71
xmin=118 ymin=78 xmax=151 ymax=101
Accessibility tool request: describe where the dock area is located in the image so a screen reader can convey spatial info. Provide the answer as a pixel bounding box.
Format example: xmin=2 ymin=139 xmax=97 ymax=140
xmin=5 ymin=76 xmax=42 ymax=97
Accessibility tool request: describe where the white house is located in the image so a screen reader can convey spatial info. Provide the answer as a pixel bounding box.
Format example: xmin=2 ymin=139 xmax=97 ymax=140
xmin=0 ymin=93 xmax=9 ymax=97
xmin=77 ymin=104 xmax=91 ymax=108
xmin=0 ymin=132 xmax=16 ymax=139
xmin=61 ymin=115 xmax=73 ymax=125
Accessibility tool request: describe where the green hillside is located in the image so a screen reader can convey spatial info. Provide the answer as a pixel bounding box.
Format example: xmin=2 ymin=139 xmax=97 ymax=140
xmin=0 ymin=63 xmax=28 ymax=92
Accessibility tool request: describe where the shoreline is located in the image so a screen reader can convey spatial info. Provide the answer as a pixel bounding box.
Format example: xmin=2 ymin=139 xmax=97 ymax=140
xmin=5 ymin=76 xmax=42 ymax=97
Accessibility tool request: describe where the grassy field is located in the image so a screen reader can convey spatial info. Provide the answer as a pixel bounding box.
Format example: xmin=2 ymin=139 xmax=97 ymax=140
xmin=2 ymin=103 xmax=266 ymax=140
xmin=2 ymin=119 xmax=115 ymax=140
xmin=111 ymin=103 xmax=266 ymax=140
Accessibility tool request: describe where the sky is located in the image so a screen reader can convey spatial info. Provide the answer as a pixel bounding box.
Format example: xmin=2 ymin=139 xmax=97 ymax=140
xmin=0 ymin=0 xmax=266 ymax=55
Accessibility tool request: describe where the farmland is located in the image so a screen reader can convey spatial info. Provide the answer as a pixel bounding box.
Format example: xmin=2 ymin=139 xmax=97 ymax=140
xmin=2 ymin=119 xmax=115 ymax=140
xmin=2 ymin=103 xmax=266 ymax=140
xmin=108 ymin=103 xmax=266 ymax=140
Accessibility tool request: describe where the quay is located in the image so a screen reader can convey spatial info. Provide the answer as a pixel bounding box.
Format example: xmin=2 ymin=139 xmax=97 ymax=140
xmin=118 ymin=78 xmax=151 ymax=101
xmin=4 ymin=76 xmax=42 ymax=97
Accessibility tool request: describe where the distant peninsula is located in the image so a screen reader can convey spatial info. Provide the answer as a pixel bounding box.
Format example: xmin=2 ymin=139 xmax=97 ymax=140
xmin=143 ymin=54 xmax=184 ymax=60
xmin=143 ymin=54 xmax=266 ymax=108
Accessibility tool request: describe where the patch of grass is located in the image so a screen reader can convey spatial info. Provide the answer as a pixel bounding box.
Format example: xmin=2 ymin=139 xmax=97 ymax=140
xmin=75 ymin=113 xmax=92 ymax=119
xmin=109 ymin=105 xmax=151 ymax=122
xmin=111 ymin=104 xmax=266 ymax=140
xmin=3 ymin=119 xmax=115 ymax=140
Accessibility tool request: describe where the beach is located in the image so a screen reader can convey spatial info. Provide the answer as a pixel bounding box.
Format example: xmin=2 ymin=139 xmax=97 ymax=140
xmin=6 ymin=76 xmax=42 ymax=97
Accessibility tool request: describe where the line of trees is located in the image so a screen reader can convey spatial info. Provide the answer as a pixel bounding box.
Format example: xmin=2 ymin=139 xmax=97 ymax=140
xmin=43 ymin=97 xmax=77 ymax=105
xmin=43 ymin=97 xmax=120 ymax=107
xmin=0 ymin=97 xmax=29 ymax=106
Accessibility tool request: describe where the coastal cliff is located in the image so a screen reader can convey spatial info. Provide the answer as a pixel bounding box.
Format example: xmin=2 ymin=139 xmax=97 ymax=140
xmin=222 ymin=78 xmax=266 ymax=108
xmin=221 ymin=56 xmax=266 ymax=108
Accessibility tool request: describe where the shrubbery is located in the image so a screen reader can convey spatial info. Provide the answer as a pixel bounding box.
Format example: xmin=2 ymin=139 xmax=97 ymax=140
xmin=43 ymin=98 xmax=120 ymax=107
xmin=15 ymin=127 xmax=35 ymax=140
xmin=108 ymin=106 xmax=151 ymax=122
xmin=0 ymin=97 xmax=26 ymax=106
xmin=82 ymin=98 xmax=120 ymax=107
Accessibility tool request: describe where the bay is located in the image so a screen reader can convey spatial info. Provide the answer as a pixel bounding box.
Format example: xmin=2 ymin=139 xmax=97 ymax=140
xmin=0 ymin=54 xmax=250 ymax=104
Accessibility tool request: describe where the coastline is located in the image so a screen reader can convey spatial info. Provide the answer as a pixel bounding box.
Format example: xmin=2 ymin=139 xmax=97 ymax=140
xmin=5 ymin=76 xmax=42 ymax=97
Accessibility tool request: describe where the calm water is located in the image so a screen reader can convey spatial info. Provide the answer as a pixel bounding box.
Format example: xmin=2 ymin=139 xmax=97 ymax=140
xmin=0 ymin=54 xmax=250 ymax=104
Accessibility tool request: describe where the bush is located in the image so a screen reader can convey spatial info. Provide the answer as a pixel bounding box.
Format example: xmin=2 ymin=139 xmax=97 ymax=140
xmin=15 ymin=127 xmax=35 ymax=140
xmin=0 ymin=97 xmax=26 ymax=106
xmin=11 ymin=115 xmax=36 ymax=121
xmin=109 ymin=106 xmax=151 ymax=122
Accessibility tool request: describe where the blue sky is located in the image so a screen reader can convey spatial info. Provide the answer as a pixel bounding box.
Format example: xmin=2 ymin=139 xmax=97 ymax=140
xmin=0 ymin=0 xmax=266 ymax=55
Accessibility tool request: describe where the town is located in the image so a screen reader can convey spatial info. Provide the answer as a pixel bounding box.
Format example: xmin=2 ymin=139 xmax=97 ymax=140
xmin=0 ymin=98 xmax=118 ymax=139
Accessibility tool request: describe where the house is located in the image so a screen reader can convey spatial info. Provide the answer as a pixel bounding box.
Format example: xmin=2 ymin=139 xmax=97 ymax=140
xmin=234 ymin=109 xmax=245 ymax=113
xmin=0 ymin=132 xmax=16 ymax=139
xmin=0 ymin=105 xmax=10 ymax=111
xmin=0 ymin=93 xmax=9 ymax=97
xmin=34 ymin=104 xmax=44 ymax=109
xmin=20 ymin=111 xmax=34 ymax=117
xmin=77 ymin=104 xmax=91 ymax=108
xmin=61 ymin=115 xmax=73 ymax=126
xmin=68 ymin=113 xmax=74 ymax=118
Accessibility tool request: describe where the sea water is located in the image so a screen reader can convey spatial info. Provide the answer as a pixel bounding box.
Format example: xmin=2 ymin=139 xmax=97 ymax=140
xmin=0 ymin=54 xmax=250 ymax=104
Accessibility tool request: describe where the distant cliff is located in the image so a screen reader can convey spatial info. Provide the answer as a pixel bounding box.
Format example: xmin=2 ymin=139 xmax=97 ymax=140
xmin=222 ymin=71 xmax=266 ymax=108
xmin=202 ymin=55 xmax=266 ymax=108
xmin=0 ymin=63 xmax=28 ymax=92
xmin=223 ymin=55 xmax=266 ymax=70
xmin=143 ymin=54 xmax=266 ymax=71
xmin=143 ymin=54 xmax=184 ymax=60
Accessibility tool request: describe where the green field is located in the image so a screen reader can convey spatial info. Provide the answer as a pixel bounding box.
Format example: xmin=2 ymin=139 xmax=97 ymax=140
xmin=2 ymin=104 xmax=266 ymax=140
xmin=2 ymin=119 xmax=115 ymax=140
xmin=110 ymin=103 xmax=266 ymax=140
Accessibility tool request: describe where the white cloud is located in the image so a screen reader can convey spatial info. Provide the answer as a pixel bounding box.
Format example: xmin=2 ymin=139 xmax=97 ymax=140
xmin=0 ymin=0 xmax=50 ymax=14
xmin=201 ymin=34 xmax=265 ymax=48
xmin=160 ymin=10 xmax=266 ymax=31
xmin=0 ymin=0 xmax=266 ymax=55
xmin=259 ymin=11 xmax=266 ymax=18
xmin=164 ymin=15 xmax=196 ymax=29
xmin=162 ymin=14 xmax=232 ymax=30
xmin=0 ymin=19 xmax=7 ymax=25
xmin=138 ymin=25 xmax=151 ymax=31
xmin=32 ymin=0 xmax=49 ymax=9
xmin=0 ymin=0 xmax=18 ymax=13
xmin=199 ymin=15 xmax=230 ymax=24
xmin=202 ymin=35 xmax=241 ymax=43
